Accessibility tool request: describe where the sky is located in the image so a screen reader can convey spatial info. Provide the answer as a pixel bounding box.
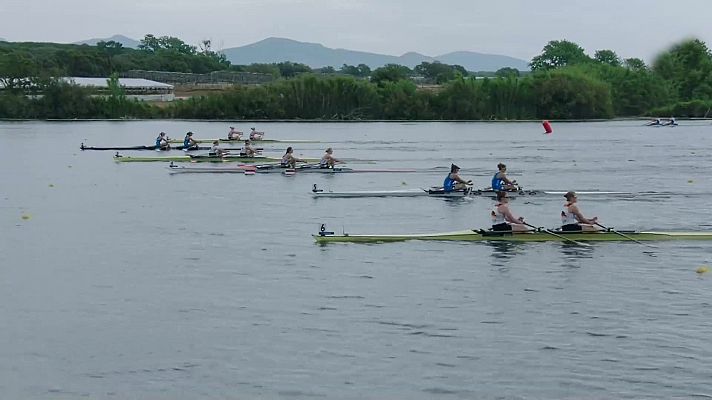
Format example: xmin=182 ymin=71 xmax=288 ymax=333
xmin=2 ymin=0 xmax=711 ymax=62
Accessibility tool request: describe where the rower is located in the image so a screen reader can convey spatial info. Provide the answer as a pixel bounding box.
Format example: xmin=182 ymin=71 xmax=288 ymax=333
xmin=561 ymin=191 xmax=603 ymax=232
xmin=443 ymin=164 xmax=472 ymax=192
xmin=491 ymin=191 xmax=529 ymax=232
xmin=228 ymin=126 xmax=242 ymax=140
xmin=666 ymin=117 xmax=677 ymax=126
xmin=241 ymin=140 xmax=257 ymax=157
xmin=281 ymin=146 xmax=304 ymax=168
xmin=183 ymin=131 xmax=198 ymax=150
xmin=320 ymin=148 xmax=341 ymax=168
xmin=155 ymin=132 xmax=170 ymax=150
xmin=492 ymin=163 xmax=518 ymax=191
xmin=210 ymin=140 xmax=228 ymax=157
xmin=249 ymin=127 xmax=264 ymax=141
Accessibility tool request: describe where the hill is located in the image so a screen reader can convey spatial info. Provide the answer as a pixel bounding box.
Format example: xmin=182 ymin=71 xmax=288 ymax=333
xmin=74 ymin=34 xmax=140 ymax=49
xmin=222 ymin=37 xmax=529 ymax=72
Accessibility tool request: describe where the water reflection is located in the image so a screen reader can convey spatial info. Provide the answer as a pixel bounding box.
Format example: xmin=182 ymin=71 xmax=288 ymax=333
xmin=486 ymin=241 xmax=528 ymax=268
xmin=560 ymin=242 xmax=595 ymax=268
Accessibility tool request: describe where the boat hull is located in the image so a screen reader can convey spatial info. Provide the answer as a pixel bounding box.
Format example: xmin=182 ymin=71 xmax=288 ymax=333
xmin=114 ymin=155 xmax=280 ymax=163
xmin=167 ymin=164 xmax=415 ymax=174
xmin=314 ymin=230 xmax=712 ymax=243
xmin=81 ymin=144 xmax=260 ymax=151
xmin=310 ymin=188 xmax=632 ymax=198
xmin=168 ymin=138 xmax=319 ymax=144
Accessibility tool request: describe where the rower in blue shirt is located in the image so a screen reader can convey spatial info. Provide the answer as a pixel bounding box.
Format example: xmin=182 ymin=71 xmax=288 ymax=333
xmin=182 ymin=131 xmax=198 ymax=150
xmin=443 ymin=164 xmax=472 ymax=192
xmin=491 ymin=163 xmax=518 ymax=191
xmin=155 ymin=132 xmax=170 ymax=150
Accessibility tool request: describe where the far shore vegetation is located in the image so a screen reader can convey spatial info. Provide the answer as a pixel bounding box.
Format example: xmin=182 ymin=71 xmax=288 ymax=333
xmin=0 ymin=35 xmax=711 ymax=120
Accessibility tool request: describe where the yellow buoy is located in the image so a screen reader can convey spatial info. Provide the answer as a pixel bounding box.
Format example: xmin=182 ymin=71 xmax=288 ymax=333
xmin=697 ymin=266 xmax=709 ymax=274
xmin=49 ymin=184 xmax=54 ymax=187
xmin=401 ymin=181 xmax=407 ymax=186
xmin=688 ymin=180 xmax=694 ymax=183
xmin=21 ymin=214 xmax=31 ymax=220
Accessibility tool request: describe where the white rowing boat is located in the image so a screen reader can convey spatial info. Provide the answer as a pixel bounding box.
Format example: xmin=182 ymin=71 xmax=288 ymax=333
xmin=167 ymin=164 xmax=418 ymax=174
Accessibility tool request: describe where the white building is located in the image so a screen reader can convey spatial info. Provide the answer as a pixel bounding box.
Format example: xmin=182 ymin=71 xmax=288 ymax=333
xmin=65 ymin=77 xmax=174 ymax=102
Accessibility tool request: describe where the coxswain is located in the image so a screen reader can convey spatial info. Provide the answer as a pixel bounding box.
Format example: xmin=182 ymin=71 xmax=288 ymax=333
xmin=228 ymin=127 xmax=242 ymax=140
xmin=443 ymin=164 xmax=472 ymax=192
xmin=561 ymin=191 xmax=603 ymax=232
xmin=491 ymin=191 xmax=529 ymax=232
xmin=241 ymin=140 xmax=257 ymax=157
xmin=249 ymin=127 xmax=264 ymax=141
xmin=491 ymin=163 xmax=518 ymax=191
xmin=155 ymin=132 xmax=170 ymax=150
xmin=320 ymin=148 xmax=341 ymax=168
xmin=281 ymin=146 xmax=304 ymax=168
xmin=210 ymin=140 xmax=228 ymax=157
xmin=183 ymin=131 xmax=198 ymax=150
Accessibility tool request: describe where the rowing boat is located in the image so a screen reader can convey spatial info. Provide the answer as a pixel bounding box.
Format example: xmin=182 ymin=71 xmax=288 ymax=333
xmin=80 ymin=143 xmax=262 ymax=151
xmin=310 ymin=186 xmax=634 ymax=198
xmin=314 ymin=228 xmax=712 ymax=243
xmin=167 ymin=138 xmax=320 ymax=144
xmin=114 ymin=154 xmax=281 ymax=163
xmin=166 ymin=164 xmax=417 ymax=174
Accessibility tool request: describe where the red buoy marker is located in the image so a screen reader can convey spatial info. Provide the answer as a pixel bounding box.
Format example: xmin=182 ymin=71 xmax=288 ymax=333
xmin=542 ymin=120 xmax=553 ymax=134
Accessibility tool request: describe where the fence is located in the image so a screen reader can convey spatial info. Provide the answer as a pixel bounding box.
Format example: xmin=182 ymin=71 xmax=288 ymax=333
xmin=121 ymin=70 xmax=274 ymax=85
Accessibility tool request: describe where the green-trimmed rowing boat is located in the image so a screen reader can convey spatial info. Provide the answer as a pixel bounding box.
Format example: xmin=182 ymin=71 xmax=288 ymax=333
xmin=314 ymin=229 xmax=712 ymax=243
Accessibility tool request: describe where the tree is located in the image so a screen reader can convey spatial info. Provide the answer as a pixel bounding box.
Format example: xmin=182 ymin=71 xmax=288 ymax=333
xmin=594 ymin=49 xmax=621 ymax=67
xmin=370 ymin=64 xmax=411 ymax=86
xmin=495 ymin=67 xmax=520 ymax=78
xmin=105 ymin=73 xmax=128 ymax=118
xmin=198 ymin=39 xmax=230 ymax=67
xmin=356 ymin=64 xmax=372 ymax=77
xmin=532 ymin=69 xmax=613 ymax=118
xmin=414 ymin=61 xmax=463 ymax=84
xmin=139 ymin=34 xmax=196 ymax=55
xmin=340 ymin=63 xmax=371 ymax=77
xmin=530 ymin=40 xmax=591 ymax=71
xmin=138 ymin=34 xmax=160 ymax=53
xmin=97 ymin=40 xmax=124 ymax=71
xmin=653 ymin=39 xmax=712 ymax=100
xmin=624 ymin=58 xmax=647 ymax=71
xmin=276 ymin=62 xmax=311 ymax=78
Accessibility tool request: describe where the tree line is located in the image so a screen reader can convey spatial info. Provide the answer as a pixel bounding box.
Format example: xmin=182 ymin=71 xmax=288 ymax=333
xmin=1 ymin=35 xmax=711 ymax=119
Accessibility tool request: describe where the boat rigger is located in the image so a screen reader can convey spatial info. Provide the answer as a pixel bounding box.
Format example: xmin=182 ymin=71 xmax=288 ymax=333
xmin=313 ymin=227 xmax=712 ymax=243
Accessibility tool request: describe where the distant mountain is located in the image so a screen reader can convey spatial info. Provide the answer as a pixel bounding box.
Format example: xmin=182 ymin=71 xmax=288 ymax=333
xmin=0 ymin=37 xmax=6 ymax=42
xmin=222 ymin=37 xmax=529 ymax=72
xmin=74 ymin=34 xmax=140 ymax=49
xmin=435 ymin=51 xmax=530 ymax=73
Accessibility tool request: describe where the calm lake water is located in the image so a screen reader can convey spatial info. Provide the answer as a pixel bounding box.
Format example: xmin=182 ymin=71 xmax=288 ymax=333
xmin=1 ymin=120 xmax=712 ymax=399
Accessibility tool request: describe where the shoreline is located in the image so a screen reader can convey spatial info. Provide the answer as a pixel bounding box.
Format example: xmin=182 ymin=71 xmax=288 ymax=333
xmin=1 ymin=118 xmax=710 ymax=123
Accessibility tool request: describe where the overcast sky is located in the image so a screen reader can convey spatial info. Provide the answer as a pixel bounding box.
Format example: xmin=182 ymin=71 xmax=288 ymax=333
xmin=2 ymin=0 xmax=710 ymax=62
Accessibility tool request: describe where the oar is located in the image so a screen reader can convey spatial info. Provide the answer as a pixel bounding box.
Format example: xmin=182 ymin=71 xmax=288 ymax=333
xmin=595 ymin=223 xmax=658 ymax=248
xmin=522 ymin=222 xmax=592 ymax=247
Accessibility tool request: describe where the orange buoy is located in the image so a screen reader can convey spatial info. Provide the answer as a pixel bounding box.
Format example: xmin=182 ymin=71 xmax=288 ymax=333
xmin=542 ymin=120 xmax=553 ymax=134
